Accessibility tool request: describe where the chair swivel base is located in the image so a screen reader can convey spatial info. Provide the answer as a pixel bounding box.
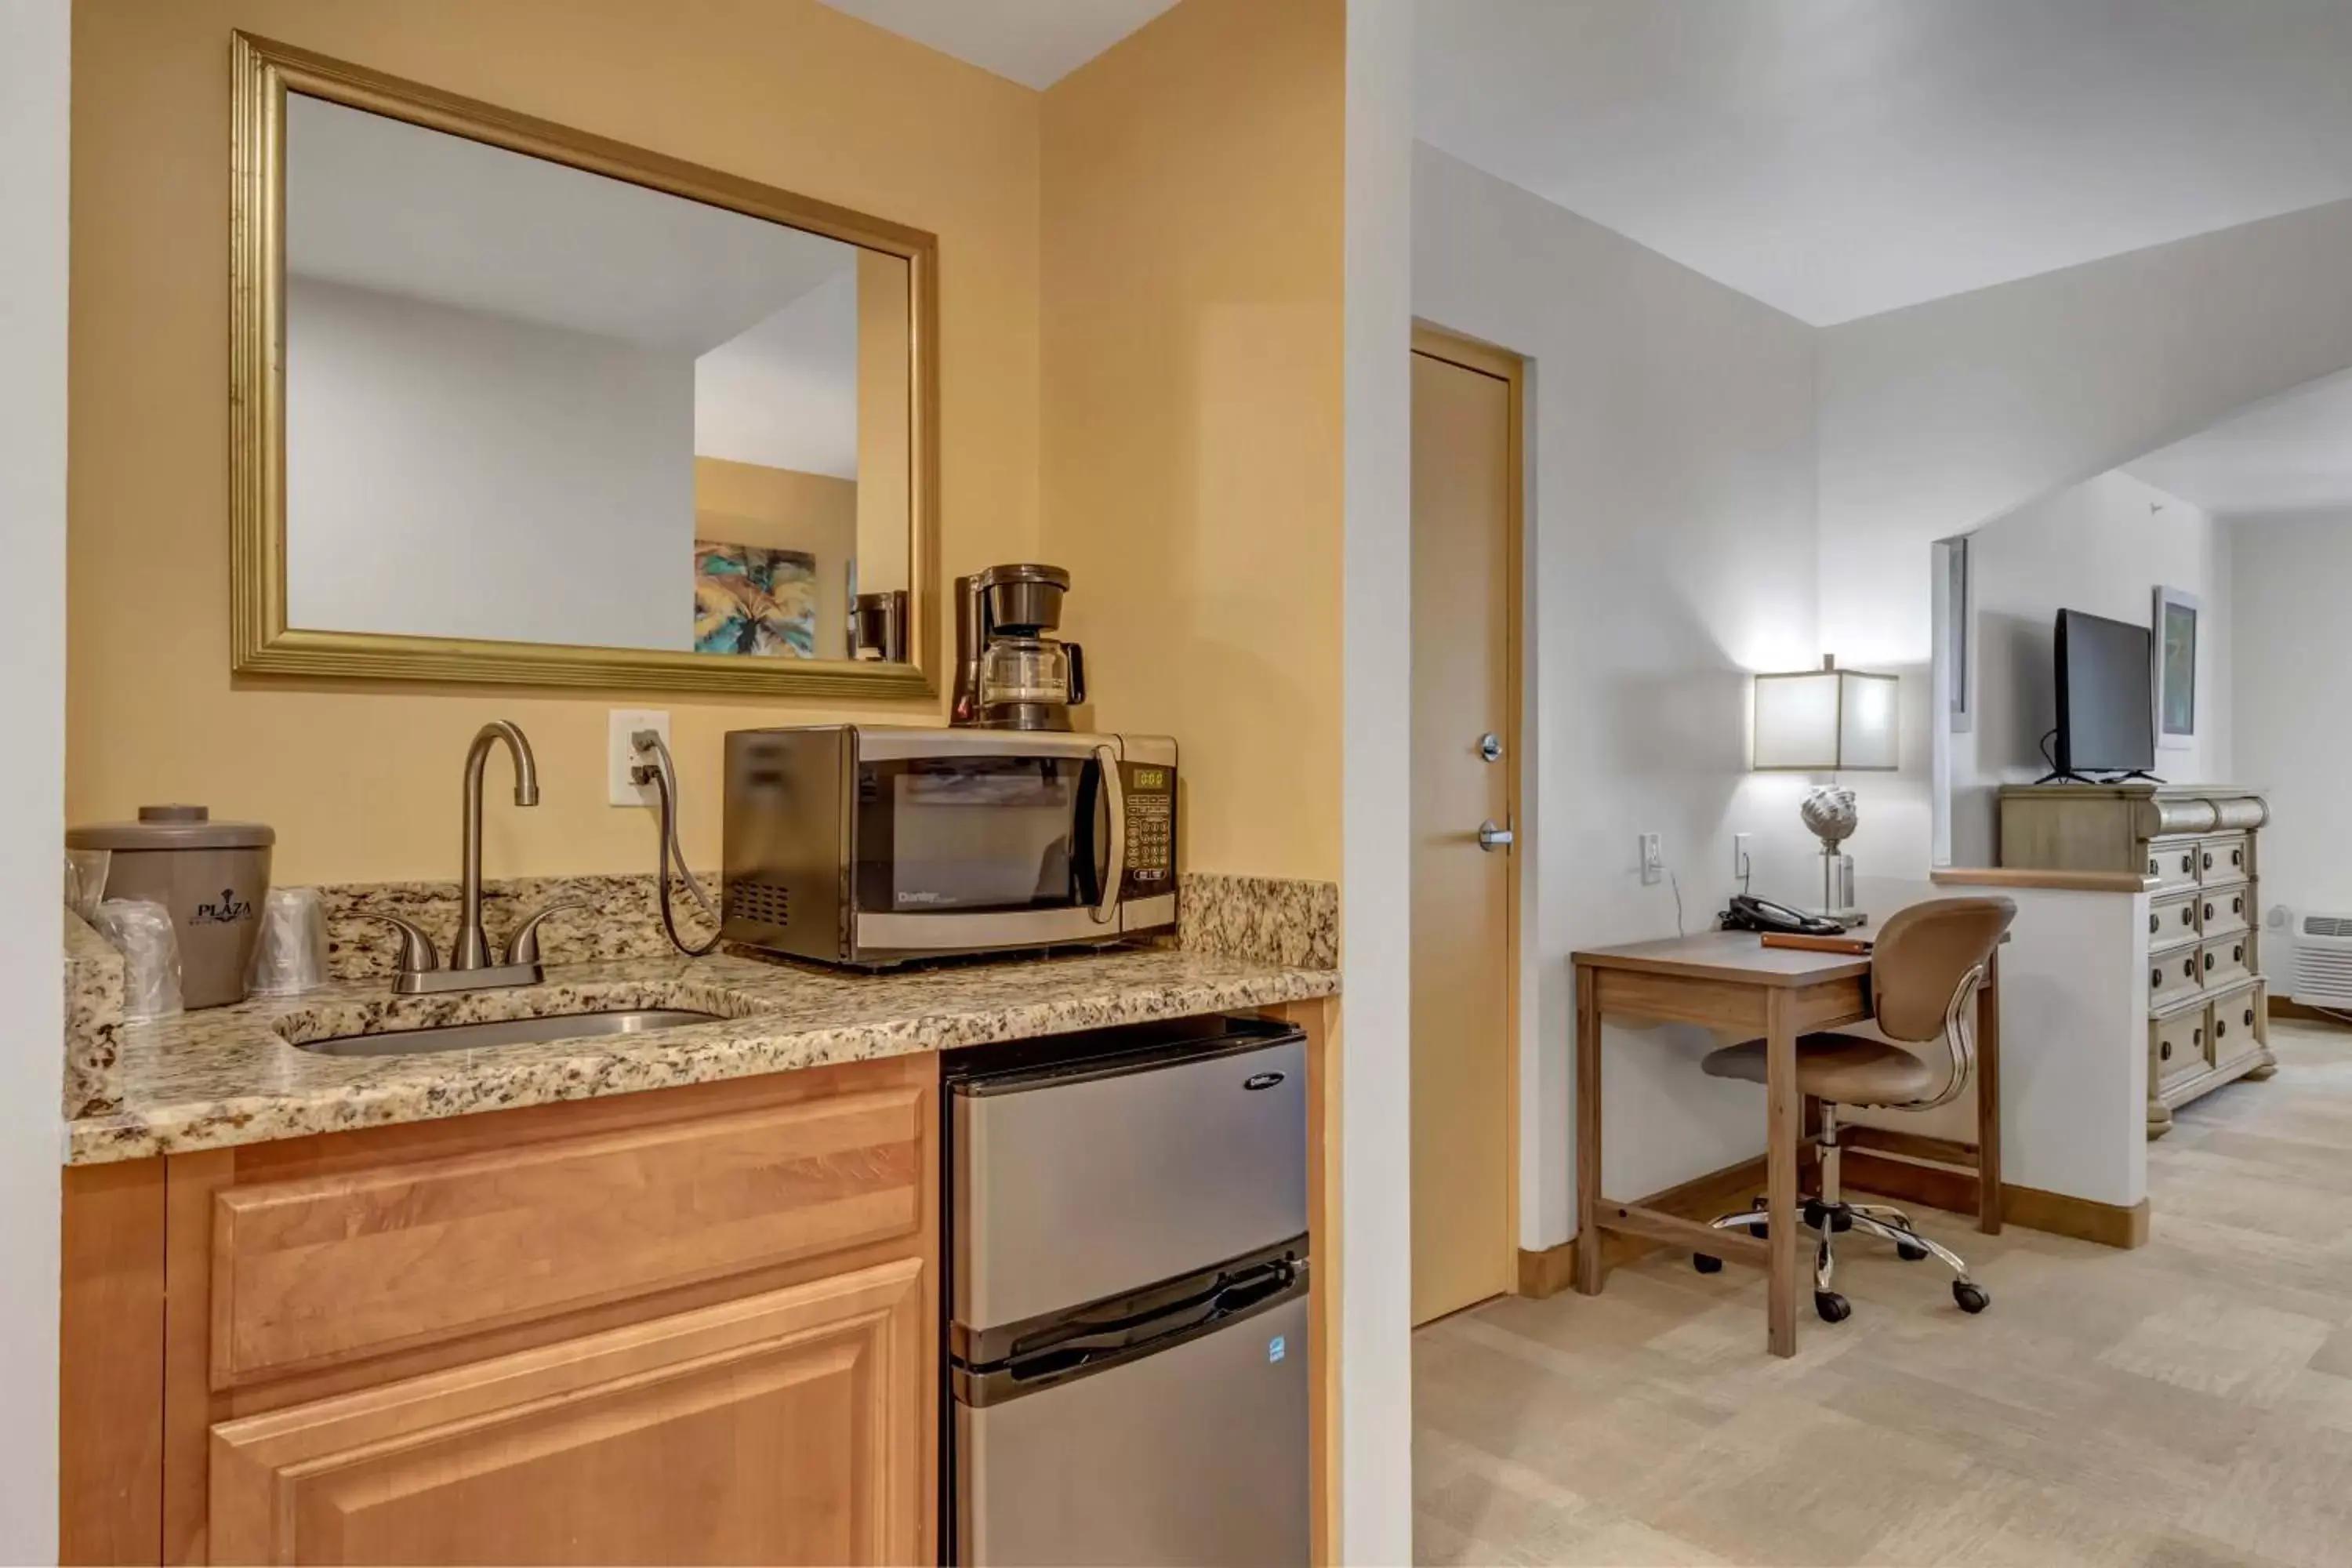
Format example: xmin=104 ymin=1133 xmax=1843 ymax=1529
xmin=1691 ymin=1196 xmax=1990 ymax=1321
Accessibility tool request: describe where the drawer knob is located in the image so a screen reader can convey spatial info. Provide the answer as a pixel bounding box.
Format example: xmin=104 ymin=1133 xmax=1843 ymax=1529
xmin=2245 ymin=1007 xmax=2256 ymax=1028
xmin=2234 ymin=849 xmax=2244 ymax=868
xmin=2150 ymin=913 xmax=2159 ymax=935
xmin=2160 ymin=1040 xmax=2172 ymax=1061
xmin=2182 ymin=906 xmax=2195 ymax=926
xmin=2185 ymin=958 xmax=2198 ymax=979
xmin=2234 ymin=896 xmax=2245 ymax=916
xmin=2216 ymin=1018 xmax=2229 ymax=1039
xmin=2204 ymin=852 xmax=2216 ymax=870
xmin=2234 ymin=944 xmax=2245 ymax=964
xmin=2194 ymin=1026 xmax=2204 ymax=1045
xmin=2204 ymin=903 xmax=2215 ymax=921
xmin=2151 ymin=968 xmax=2162 ymax=989
xmin=2205 ymin=953 xmax=2216 ymax=973
xmin=2183 ymin=855 xmax=2196 ymax=873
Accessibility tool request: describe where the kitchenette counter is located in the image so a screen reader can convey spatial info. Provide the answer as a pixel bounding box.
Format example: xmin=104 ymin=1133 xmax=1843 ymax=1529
xmin=65 ymin=945 xmax=1338 ymax=1165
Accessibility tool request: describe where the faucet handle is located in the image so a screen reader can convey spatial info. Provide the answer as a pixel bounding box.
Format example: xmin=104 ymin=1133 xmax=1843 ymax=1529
xmin=352 ymin=913 xmax=440 ymax=976
xmin=504 ymin=901 xmax=586 ymax=967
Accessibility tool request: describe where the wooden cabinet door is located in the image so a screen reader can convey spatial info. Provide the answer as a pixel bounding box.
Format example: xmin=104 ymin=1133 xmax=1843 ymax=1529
xmin=209 ymin=1258 xmax=927 ymax=1566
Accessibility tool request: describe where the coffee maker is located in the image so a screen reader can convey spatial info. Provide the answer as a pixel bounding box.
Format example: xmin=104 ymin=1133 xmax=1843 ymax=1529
xmin=951 ymin=563 xmax=1086 ymax=731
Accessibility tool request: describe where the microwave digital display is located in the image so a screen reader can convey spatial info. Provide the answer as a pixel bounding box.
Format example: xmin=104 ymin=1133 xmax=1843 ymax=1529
xmin=1131 ymin=766 xmax=1169 ymax=791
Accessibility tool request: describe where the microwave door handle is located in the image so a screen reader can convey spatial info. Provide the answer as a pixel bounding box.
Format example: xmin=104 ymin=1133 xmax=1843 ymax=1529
xmin=1091 ymin=743 xmax=1124 ymax=925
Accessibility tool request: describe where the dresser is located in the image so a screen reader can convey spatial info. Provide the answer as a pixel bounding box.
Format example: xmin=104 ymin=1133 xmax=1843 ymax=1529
xmin=1998 ymin=783 xmax=2275 ymax=1137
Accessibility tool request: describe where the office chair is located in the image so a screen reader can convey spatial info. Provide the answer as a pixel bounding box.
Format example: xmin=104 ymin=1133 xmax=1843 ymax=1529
xmin=1691 ymin=896 xmax=2017 ymax=1323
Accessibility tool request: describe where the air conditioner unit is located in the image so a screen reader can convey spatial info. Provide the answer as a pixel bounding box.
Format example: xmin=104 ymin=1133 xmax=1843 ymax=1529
xmin=2292 ymin=913 xmax=2352 ymax=1009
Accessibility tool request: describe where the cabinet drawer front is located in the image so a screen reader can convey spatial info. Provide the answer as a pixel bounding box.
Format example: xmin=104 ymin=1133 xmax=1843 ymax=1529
xmin=2150 ymin=892 xmax=2200 ymax=946
xmin=2211 ymin=984 xmax=2267 ymax=1069
xmin=210 ymin=1259 xmax=927 ymax=1567
xmin=2199 ymin=886 xmax=2251 ymax=941
xmin=2198 ymin=935 xmax=2253 ymax=993
xmin=2198 ymin=833 xmax=2252 ymax=886
xmin=2147 ymin=840 xmax=2201 ymax=895
xmin=2151 ymin=1007 xmax=2205 ymax=1090
xmin=2150 ymin=946 xmax=2204 ymax=1011
xmin=213 ymin=1086 xmax=924 ymax=1386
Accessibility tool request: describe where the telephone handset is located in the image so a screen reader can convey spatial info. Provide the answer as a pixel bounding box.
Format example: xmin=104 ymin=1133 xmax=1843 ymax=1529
xmin=1720 ymin=895 xmax=1846 ymax=939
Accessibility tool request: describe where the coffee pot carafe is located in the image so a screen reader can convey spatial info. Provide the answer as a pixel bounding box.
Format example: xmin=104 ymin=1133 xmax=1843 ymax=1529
xmin=952 ymin=564 xmax=1087 ymax=730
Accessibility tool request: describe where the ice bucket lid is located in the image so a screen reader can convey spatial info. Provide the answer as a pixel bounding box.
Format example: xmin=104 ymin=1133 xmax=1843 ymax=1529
xmin=67 ymin=804 xmax=275 ymax=851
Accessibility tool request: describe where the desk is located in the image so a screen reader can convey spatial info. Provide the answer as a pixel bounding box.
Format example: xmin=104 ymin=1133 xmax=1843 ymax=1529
xmin=1570 ymin=931 xmax=2000 ymax=1356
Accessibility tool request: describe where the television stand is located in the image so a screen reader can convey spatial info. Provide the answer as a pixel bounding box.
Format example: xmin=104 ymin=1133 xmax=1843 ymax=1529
xmin=2031 ymin=770 xmax=2105 ymax=786
xmin=2103 ymin=770 xmax=2166 ymax=785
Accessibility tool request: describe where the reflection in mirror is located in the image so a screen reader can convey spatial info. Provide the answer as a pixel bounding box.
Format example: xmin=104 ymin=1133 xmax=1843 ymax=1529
xmin=281 ymin=93 xmax=913 ymax=663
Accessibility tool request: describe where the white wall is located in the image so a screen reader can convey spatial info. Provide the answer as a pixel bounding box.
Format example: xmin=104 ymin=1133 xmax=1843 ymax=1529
xmin=1341 ymin=2 xmax=1414 ymax=1559
xmin=2230 ymin=513 xmax=2352 ymax=928
xmin=1818 ymin=195 xmax=2352 ymax=670
xmin=285 ymin=276 xmax=695 ymax=652
xmin=0 ymin=0 xmax=67 ymax=1555
xmin=1414 ymin=145 xmax=1824 ymax=1241
xmin=1949 ymin=470 xmax=2233 ymax=866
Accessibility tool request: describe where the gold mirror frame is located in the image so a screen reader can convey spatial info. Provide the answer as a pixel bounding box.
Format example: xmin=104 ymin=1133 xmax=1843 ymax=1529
xmin=229 ymin=33 xmax=942 ymax=698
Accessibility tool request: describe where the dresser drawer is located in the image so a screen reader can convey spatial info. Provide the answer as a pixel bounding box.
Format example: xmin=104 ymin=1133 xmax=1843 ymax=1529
xmin=210 ymin=1082 xmax=927 ymax=1387
xmin=2198 ymin=833 xmax=2252 ymax=886
xmin=2151 ymin=1007 xmax=2205 ymax=1091
xmin=2150 ymin=945 xmax=2204 ymax=1011
xmin=2199 ymin=885 xmax=2252 ymax=942
xmin=2210 ymin=982 xmax=2267 ymax=1069
xmin=2150 ymin=891 xmax=2200 ymax=948
xmin=2147 ymin=839 xmax=2201 ymax=895
xmin=2198 ymin=935 xmax=2254 ymax=993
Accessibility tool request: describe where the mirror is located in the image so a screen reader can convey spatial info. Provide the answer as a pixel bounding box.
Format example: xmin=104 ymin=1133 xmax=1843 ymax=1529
xmin=231 ymin=34 xmax=937 ymax=696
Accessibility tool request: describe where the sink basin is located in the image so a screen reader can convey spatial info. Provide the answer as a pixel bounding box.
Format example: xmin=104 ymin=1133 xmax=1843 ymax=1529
xmin=295 ymin=1007 xmax=727 ymax=1058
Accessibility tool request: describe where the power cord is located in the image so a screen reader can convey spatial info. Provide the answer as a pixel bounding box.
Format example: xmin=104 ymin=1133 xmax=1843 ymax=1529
xmin=631 ymin=731 xmax=722 ymax=956
xmin=1669 ymin=869 xmax=1686 ymax=937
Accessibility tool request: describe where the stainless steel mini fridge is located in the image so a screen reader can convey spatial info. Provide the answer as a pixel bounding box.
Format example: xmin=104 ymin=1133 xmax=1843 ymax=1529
xmin=946 ymin=1015 xmax=1310 ymax=1567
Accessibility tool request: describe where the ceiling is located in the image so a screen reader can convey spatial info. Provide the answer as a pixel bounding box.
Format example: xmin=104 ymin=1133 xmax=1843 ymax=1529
xmin=288 ymin=93 xmax=855 ymax=354
xmin=2125 ymin=369 xmax=2352 ymax=521
xmin=815 ymin=0 xmax=1179 ymax=89
xmin=1417 ymin=0 xmax=2352 ymax=326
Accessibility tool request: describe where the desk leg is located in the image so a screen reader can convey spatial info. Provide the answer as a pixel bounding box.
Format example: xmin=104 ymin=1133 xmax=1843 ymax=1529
xmin=1765 ymin=987 xmax=1799 ymax=1358
xmin=1573 ymin=963 xmax=1603 ymax=1295
xmin=1976 ymin=951 xmax=2002 ymax=1236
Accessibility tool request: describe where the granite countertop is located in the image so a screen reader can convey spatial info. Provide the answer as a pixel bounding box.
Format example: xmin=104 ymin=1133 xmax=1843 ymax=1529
xmin=66 ymin=946 xmax=1338 ymax=1166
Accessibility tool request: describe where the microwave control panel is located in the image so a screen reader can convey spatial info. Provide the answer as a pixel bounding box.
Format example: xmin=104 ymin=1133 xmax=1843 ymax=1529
xmin=1121 ymin=762 xmax=1177 ymax=895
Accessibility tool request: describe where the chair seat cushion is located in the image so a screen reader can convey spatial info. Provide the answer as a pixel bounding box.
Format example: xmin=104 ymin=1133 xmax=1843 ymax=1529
xmin=1700 ymin=1033 xmax=1937 ymax=1106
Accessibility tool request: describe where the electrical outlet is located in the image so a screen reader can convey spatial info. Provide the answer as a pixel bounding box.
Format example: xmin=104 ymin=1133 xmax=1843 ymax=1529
xmin=1639 ymin=832 xmax=1664 ymax=886
xmin=1733 ymin=833 xmax=1752 ymax=884
xmin=608 ymin=710 xmax=670 ymax=807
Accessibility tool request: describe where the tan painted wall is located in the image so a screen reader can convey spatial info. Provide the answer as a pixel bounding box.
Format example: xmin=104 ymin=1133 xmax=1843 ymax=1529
xmin=855 ymin=248 xmax=913 ymax=596
xmin=693 ymin=456 xmax=859 ymax=660
xmin=67 ymin=0 xmax=1040 ymax=884
xmin=1037 ymin=0 xmax=1347 ymax=882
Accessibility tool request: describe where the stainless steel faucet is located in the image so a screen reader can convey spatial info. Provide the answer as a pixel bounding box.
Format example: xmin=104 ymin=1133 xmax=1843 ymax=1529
xmin=359 ymin=720 xmax=578 ymax=996
xmin=454 ymin=720 xmax=539 ymax=970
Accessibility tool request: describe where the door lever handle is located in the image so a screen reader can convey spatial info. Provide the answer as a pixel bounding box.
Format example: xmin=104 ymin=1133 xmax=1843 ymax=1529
xmin=1477 ymin=819 xmax=1515 ymax=852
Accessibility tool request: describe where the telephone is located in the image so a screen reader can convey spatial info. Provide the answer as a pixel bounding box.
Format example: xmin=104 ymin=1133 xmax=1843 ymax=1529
xmin=1719 ymin=895 xmax=1846 ymax=939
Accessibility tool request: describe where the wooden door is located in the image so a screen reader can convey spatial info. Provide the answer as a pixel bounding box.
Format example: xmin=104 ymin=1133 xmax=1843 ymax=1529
xmin=1408 ymin=334 xmax=1519 ymax=1325
xmin=209 ymin=1259 xmax=927 ymax=1566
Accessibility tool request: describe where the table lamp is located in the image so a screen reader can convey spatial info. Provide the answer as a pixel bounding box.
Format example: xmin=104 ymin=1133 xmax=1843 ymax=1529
xmin=1751 ymin=656 xmax=1899 ymax=927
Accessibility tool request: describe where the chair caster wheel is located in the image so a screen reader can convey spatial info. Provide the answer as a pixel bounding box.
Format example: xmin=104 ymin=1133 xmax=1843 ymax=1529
xmin=1952 ymin=1282 xmax=1990 ymax=1314
xmin=1814 ymin=1290 xmax=1851 ymax=1323
xmin=1692 ymin=1253 xmax=1723 ymax=1274
xmin=1896 ymin=1241 xmax=1929 ymax=1262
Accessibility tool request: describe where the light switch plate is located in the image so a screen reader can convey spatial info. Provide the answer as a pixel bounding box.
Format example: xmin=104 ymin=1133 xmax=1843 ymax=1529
xmin=1639 ymin=832 xmax=1664 ymax=886
xmin=608 ymin=710 xmax=670 ymax=807
xmin=1733 ymin=833 xmax=1752 ymax=883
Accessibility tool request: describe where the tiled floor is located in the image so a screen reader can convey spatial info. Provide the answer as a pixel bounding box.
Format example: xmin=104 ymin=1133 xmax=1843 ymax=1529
xmin=1412 ymin=1021 xmax=2352 ymax=1567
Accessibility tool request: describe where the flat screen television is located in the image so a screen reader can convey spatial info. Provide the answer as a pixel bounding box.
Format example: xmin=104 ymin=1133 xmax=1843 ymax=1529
xmin=2053 ymin=608 xmax=2154 ymax=778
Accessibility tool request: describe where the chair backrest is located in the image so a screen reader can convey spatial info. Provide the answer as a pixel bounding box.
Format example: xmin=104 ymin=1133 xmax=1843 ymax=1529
xmin=1870 ymin=896 xmax=2017 ymax=1044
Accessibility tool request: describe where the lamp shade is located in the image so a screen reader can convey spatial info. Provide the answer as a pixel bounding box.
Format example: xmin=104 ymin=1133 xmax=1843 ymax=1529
xmin=1752 ymin=665 xmax=1898 ymax=771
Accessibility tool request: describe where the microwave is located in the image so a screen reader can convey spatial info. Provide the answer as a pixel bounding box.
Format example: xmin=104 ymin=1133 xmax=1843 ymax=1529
xmin=720 ymin=725 xmax=1178 ymax=968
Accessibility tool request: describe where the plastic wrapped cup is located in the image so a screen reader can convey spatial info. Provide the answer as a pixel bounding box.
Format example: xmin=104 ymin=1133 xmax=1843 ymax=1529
xmin=246 ymin=887 xmax=329 ymax=997
xmin=94 ymin=897 xmax=184 ymax=1020
xmin=64 ymin=848 xmax=111 ymax=924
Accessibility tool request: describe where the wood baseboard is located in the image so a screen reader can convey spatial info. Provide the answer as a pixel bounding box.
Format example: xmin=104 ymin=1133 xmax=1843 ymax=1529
xmin=1846 ymin=1150 xmax=2148 ymax=1250
xmin=1523 ymin=1149 xmax=2147 ymax=1290
xmin=1519 ymin=1155 xmax=1769 ymax=1298
xmin=2270 ymin=995 xmax=2352 ymax=1026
